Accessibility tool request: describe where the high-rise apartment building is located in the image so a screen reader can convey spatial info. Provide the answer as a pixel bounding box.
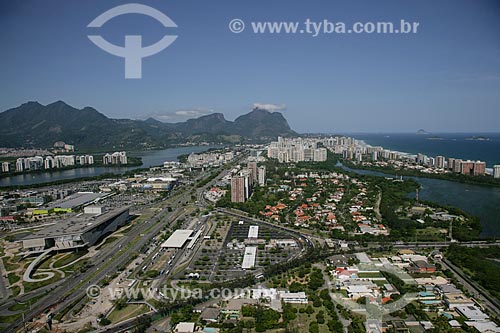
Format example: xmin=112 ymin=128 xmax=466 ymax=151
xmin=435 ymin=156 xmax=445 ymax=169
xmin=44 ymin=156 xmax=55 ymax=169
xmin=473 ymin=161 xmax=486 ymax=176
xmin=268 ymin=137 xmax=327 ymax=163
xmin=103 ymin=152 xmax=128 ymax=165
xmin=494 ymin=165 xmax=500 ymax=179
xmin=77 ymin=155 xmax=94 ymax=165
xmin=231 ymin=171 xmax=252 ymax=203
xmin=417 ymin=153 xmax=427 ymax=165
xmin=313 ymin=148 xmax=327 ymax=162
xmin=447 ymin=157 xmax=456 ymax=171
xmin=16 ymin=159 xmax=24 ymax=172
xmin=258 ymin=165 xmax=266 ymax=186
xmin=460 ymin=161 xmax=475 ymax=176
xmin=231 ymin=176 xmax=246 ymax=203
xmin=247 ymin=162 xmax=258 ymax=182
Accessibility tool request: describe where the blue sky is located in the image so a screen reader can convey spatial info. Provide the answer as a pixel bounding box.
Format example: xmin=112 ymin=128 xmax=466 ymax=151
xmin=1 ymin=0 xmax=499 ymax=133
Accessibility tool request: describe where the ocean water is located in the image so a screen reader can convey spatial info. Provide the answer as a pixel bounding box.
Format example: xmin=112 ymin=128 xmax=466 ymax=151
xmin=347 ymin=133 xmax=500 ymax=167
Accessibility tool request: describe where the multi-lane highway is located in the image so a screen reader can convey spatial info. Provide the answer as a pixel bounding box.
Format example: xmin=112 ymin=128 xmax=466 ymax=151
xmin=2 ymin=183 xmax=203 ymax=332
xmin=2 ymin=158 xmax=242 ymax=332
xmin=6 ymin=151 xmax=497 ymax=333
xmin=440 ymin=258 xmax=500 ymax=317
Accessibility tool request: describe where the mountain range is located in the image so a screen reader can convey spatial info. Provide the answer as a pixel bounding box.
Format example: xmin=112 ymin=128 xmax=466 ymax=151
xmin=0 ymin=101 xmax=296 ymax=150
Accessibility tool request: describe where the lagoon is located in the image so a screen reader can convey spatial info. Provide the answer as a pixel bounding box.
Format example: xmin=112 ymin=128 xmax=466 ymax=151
xmin=340 ymin=164 xmax=500 ymax=238
xmin=0 ymin=146 xmax=216 ymax=187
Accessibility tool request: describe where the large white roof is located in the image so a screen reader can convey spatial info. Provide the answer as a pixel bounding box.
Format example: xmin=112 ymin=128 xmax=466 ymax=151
xmin=248 ymin=225 xmax=259 ymax=238
xmin=242 ymin=246 xmax=257 ymax=269
xmin=161 ymin=229 xmax=193 ymax=248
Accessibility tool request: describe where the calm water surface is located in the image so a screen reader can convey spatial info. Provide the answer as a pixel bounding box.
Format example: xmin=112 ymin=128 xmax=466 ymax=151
xmin=0 ymin=146 xmax=218 ymax=187
xmin=340 ymin=165 xmax=500 ymax=238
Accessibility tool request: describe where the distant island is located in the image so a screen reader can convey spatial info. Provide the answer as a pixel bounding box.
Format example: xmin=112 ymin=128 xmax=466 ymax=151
xmin=416 ymin=129 xmax=430 ymax=135
xmin=465 ymin=135 xmax=491 ymax=141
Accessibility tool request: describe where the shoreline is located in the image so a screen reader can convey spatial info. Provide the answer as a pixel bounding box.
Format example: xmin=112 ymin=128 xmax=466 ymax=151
xmin=342 ymin=161 xmax=500 ymax=188
xmin=345 ymin=135 xmax=500 ymax=186
xmin=0 ymin=145 xmax=222 ymax=189
xmin=338 ymin=163 xmax=500 ymax=239
xmin=0 ymin=158 xmax=143 ymax=180
xmin=351 ymin=133 xmax=500 ymax=168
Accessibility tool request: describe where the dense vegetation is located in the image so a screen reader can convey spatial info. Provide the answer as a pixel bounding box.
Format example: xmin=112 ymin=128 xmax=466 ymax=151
xmin=417 ymin=200 xmax=482 ymax=241
xmin=241 ymin=305 xmax=281 ymax=332
xmin=197 ymin=170 xmax=220 ymax=187
xmin=446 ymin=245 xmax=500 ymax=302
xmin=381 ymin=271 xmax=419 ymax=294
xmin=219 ymin=152 xmax=483 ymax=242
xmin=0 ymin=101 xmax=296 ymax=149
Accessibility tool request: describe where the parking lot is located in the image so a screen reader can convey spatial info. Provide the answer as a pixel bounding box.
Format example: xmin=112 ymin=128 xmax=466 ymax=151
xmin=177 ymin=217 xmax=302 ymax=282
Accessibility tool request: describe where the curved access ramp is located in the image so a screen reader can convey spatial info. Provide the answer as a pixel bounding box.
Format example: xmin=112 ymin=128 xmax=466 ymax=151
xmin=23 ymin=249 xmax=55 ymax=282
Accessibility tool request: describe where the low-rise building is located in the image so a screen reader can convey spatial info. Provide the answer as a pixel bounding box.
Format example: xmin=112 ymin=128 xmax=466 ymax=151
xmin=278 ymin=291 xmax=308 ymax=304
xmin=443 ymin=293 xmax=475 ymax=309
xmin=455 ymin=305 xmax=489 ymax=321
xmin=174 ymin=322 xmax=196 ymax=333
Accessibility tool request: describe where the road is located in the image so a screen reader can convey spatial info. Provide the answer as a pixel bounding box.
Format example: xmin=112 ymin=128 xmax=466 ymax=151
xmin=365 ymin=240 xmax=500 ymax=249
xmin=3 ymin=158 xmax=243 ymax=332
xmin=14 ymin=151 xmax=498 ymax=332
xmin=2 ymin=184 xmax=198 ymax=333
xmin=0 ymin=257 xmax=10 ymax=301
xmin=80 ymin=153 xmax=317 ymax=332
xmin=440 ymin=258 xmax=500 ymax=317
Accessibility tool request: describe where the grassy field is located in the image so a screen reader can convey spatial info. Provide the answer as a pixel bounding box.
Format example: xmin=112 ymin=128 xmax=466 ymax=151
xmin=23 ymin=273 xmax=60 ymax=293
xmin=52 ymin=250 xmax=88 ymax=268
xmin=10 ymin=285 xmax=21 ymax=296
xmin=415 ymin=227 xmax=447 ymax=241
xmin=3 ymin=258 xmax=21 ymax=272
xmin=38 ymin=252 xmax=70 ymax=269
xmin=357 ymin=272 xmax=383 ymax=278
xmin=107 ymin=304 xmax=149 ymax=323
xmin=7 ymin=272 xmax=20 ymax=285
xmin=38 ymin=255 xmax=57 ymax=269
xmin=8 ymin=293 xmax=47 ymax=311
xmin=96 ymin=236 xmax=119 ymax=250
xmin=0 ymin=313 xmax=21 ymax=324
xmin=374 ymin=279 xmax=389 ymax=286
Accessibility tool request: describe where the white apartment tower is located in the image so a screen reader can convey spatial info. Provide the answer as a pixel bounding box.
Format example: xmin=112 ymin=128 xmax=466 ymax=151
xmin=258 ymin=165 xmax=266 ymax=186
xmin=494 ymin=165 xmax=500 ymax=179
